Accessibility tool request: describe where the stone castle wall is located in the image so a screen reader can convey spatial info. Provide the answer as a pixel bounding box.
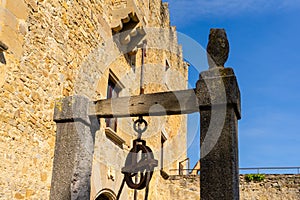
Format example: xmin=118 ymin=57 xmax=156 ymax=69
xmin=158 ymin=174 xmax=300 ymax=200
xmin=1 ymin=1 xmax=300 ymax=200
xmin=0 ymin=0 xmax=119 ymax=198
xmin=0 ymin=0 xmax=188 ymax=199
xmin=240 ymin=174 xmax=300 ymax=200
xmin=157 ymin=175 xmax=200 ymax=200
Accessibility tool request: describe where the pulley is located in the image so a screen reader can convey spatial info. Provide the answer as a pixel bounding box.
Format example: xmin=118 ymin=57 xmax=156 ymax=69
xmin=117 ymin=116 xmax=158 ymax=200
xmin=122 ymin=139 xmax=158 ymax=190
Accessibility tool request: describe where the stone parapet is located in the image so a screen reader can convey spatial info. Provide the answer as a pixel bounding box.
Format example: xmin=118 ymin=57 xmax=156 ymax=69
xmin=240 ymin=174 xmax=300 ymax=200
xmin=157 ymin=174 xmax=300 ymax=200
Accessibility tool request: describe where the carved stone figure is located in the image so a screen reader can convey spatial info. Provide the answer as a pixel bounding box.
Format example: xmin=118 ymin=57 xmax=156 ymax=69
xmin=206 ymin=28 xmax=229 ymax=68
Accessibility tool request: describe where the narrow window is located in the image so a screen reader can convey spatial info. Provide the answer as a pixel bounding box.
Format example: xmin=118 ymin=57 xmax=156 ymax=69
xmin=130 ymin=53 xmax=136 ymax=68
xmin=130 ymin=53 xmax=136 ymax=73
xmin=165 ymin=60 xmax=170 ymax=71
xmin=126 ymin=52 xmax=136 ymax=72
xmin=106 ymin=75 xmax=121 ymax=132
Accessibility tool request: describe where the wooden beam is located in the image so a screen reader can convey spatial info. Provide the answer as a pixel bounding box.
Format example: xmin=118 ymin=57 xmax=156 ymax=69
xmin=88 ymin=89 xmax=200 ymax=118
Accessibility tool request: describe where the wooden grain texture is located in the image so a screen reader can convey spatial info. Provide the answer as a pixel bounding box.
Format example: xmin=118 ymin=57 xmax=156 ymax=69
xmin=88 ymin=89 xmax=200 ymax=118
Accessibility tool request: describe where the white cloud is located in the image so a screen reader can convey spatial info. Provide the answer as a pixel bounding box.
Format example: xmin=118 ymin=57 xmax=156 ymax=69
xmin=166 ymin=0 xmax=300 ymax=23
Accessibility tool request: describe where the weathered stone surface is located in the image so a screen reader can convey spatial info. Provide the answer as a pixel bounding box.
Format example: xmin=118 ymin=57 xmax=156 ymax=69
xmin=197 ymin=67 xmax=241 ymax=200
xmin=6 ymin=0 xmax=29 ymax=19
xmin=156 ymin=174 xmax=300 ymax=200
xmin=196 ymin=67 xmax=241 ymax=119
xmin=51 ymin=96 xmax=97 ymax=200
xmin=156 ymin=175 xmax=201 ymax=200
xmin=0 ymin=7 xmax=18 ymax=29
xmin=240 ymin=174 xmax=300 ymax=200
xmin=206 ymin=28 xmax=229 ymax=69
xmin=0 ymin=1 xmax=188 ymax=199
xmin=0 ymin=5 xmax=25 ymax=57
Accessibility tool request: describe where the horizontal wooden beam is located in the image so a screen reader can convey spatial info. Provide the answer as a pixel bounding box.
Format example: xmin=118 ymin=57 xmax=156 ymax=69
xmin=88 ymin=89 xmax=200 ymax=118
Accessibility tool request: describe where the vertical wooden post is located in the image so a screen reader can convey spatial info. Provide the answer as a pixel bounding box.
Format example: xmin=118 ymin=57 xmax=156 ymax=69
xmin=196 ymin=29 xmax=241 ymax=200
xmin=50 ymin=96 xmax=98 ymax=200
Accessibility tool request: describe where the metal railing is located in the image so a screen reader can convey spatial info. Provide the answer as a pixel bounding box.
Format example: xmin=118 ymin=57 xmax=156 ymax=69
xmin=169 ymin=167 xmax=300 ymax=175
xmin=169 ymin=169 xmax=200 ymax=175
xmin=239 ymin=167 xmax=300 ymax=174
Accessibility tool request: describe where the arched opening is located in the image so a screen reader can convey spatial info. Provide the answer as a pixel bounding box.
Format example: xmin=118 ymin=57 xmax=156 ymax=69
xmin=95 ymin=189 xmax=116 ymax=200
xmin=96 ymin=194 xmax=111 ymax=200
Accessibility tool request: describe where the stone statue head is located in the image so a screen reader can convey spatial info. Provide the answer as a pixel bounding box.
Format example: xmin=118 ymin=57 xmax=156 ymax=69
xmin=206 ymin=28 xmax=229 ymax=69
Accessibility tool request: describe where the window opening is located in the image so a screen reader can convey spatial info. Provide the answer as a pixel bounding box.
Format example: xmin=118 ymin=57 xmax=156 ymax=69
xmin=106 ymin=74 xmax=122 ymax=132
xmin=165 ymin=59 xmax=170 ymax=71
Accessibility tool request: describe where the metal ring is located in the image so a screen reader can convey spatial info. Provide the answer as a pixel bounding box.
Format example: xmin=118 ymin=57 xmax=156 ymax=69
xmin=133 ymin=118 xmax=148 ymax=134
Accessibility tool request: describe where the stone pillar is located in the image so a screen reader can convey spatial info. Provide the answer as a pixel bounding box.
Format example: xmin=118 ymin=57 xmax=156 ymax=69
xmin=196 ymin=29 xmax=241 ymax=200
xmin=50 ymin=96 xmax=99 ymax=200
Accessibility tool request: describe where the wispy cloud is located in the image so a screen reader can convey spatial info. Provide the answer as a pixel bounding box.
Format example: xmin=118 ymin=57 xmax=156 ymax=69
xmin=166 ymin=0 xmax=300 ymax=23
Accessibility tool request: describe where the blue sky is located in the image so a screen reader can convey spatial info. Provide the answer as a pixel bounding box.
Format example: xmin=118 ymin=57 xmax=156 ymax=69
xmin=164 ymin=0 xmax=300 ymax=170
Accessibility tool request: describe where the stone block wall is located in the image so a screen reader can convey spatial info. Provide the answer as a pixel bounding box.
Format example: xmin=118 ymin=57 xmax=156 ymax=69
xmin=240 ymin=174 xmax=300 ymax=200
xmin=1 ymin=1 xmax=299 ymax=200
xmin=156 ymin=175 xmax=200 ymax=200
xmin=0 ymin=0 xmax=108 ymax=198
xmin=157 ymin=174 xmax=300 ymax=200
xmin=0 ymin=0 xmax=28 ymax=58
xmin=0 ymin=0 xmax=188 ymax=199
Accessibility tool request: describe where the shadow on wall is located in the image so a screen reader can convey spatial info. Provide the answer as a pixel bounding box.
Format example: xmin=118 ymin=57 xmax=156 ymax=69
xmin=0 ymin=52 xmax=6 ymax=64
